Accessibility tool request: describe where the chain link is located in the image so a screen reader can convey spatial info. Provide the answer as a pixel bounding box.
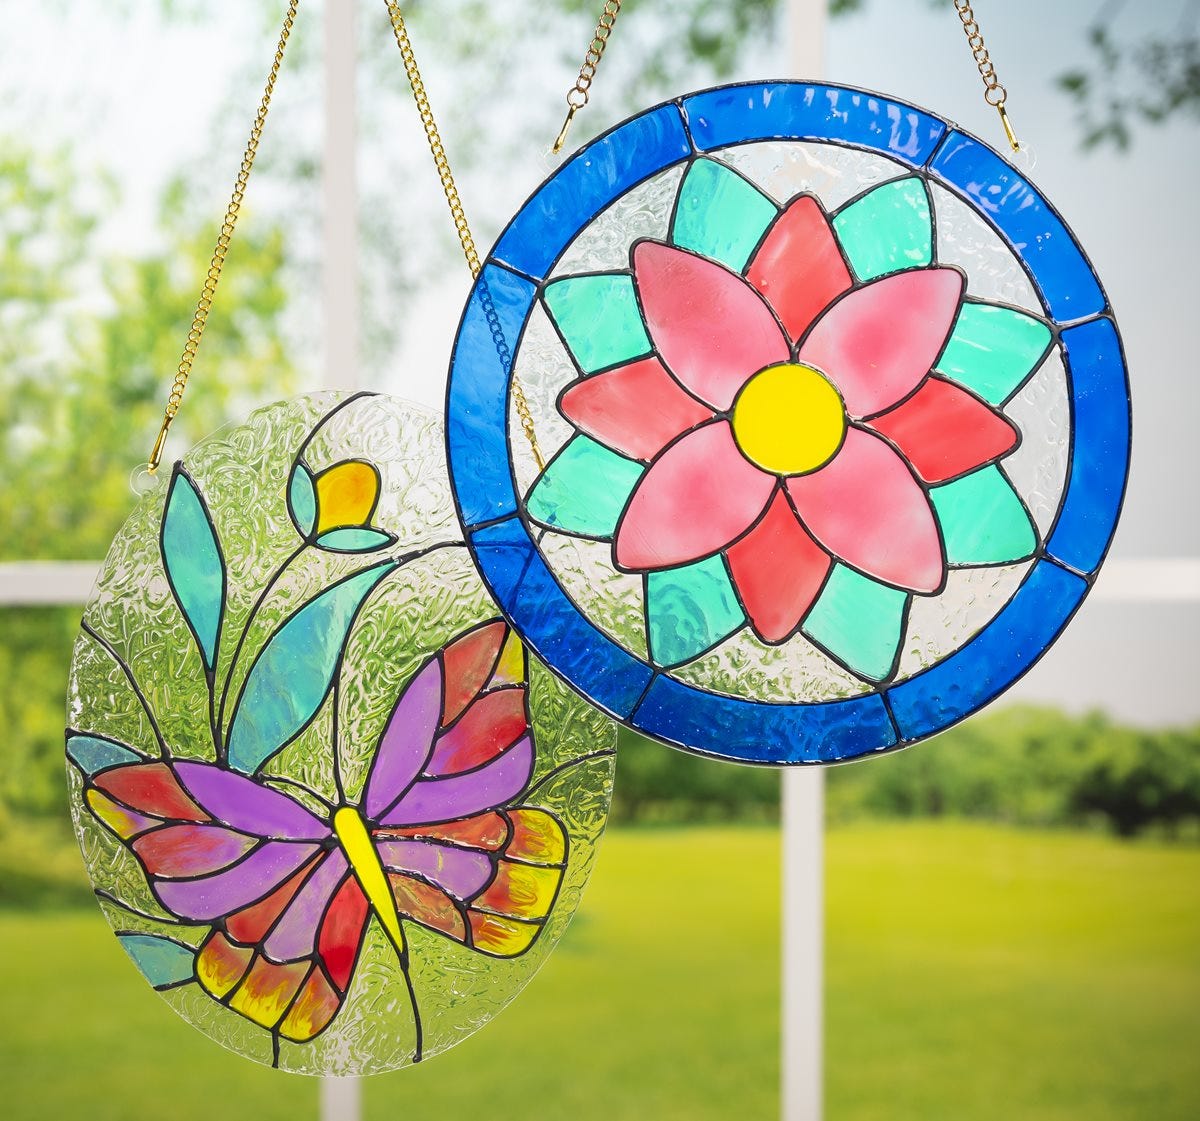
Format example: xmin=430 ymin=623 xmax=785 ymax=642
xmin=554 ymin=0 xmax=623 ymax=153
xmin=383 ymin=2 xmax=481 ymax=277
xmin=953 ymin=0 xmax=1021 ymax=150
xmin=151 ymin=0 xmax=626 ymax=472
xmin=148 ymin=0 xmax=300 ymax=472
xmin=382 ymin=1 xmax=545 ymax=470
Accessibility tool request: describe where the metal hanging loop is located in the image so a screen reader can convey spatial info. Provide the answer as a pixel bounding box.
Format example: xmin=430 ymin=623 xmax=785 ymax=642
xmin=953 ymin=0 xmax=1022 ymax=152
xmin=553 ymin=1 xmax=624 ymax=154
xmin=148 ymin=0 xmax=301 ymax=473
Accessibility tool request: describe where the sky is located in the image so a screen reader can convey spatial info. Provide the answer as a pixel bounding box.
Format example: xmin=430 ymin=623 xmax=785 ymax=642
xmin=1 ymin=0 xmax=1196 ymax=723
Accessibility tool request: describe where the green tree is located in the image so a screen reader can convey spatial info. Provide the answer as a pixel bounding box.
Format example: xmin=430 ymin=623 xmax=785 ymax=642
xmin=0 ymin=143 xmax=296 ymax=838
xmin=0 ymin=149 xmax=294 ymax=561
xmin=1057 ymin=8 xmax=1200 ymax=149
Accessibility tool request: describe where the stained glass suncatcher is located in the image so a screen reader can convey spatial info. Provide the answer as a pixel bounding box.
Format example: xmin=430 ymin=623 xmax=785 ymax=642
xmin=66 ymin=393 xmax=615 ymax=1074
xmin=446 ymin=81 xmax=1130 ymax=765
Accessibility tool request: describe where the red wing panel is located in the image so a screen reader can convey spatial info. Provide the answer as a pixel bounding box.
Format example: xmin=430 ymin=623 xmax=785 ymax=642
xmin=93 ymin=763 xmax=208 ymax=822
xmin=317 ymin=875 xmax=370 ymax=993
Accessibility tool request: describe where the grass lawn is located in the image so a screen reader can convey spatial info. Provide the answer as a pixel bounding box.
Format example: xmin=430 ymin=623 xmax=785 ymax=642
xmin=1 ymin=822 xmax=1196 ymax=1120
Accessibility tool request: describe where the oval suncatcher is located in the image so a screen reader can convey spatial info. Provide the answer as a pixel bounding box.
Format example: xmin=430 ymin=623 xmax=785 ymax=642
xmin=66 ymin=393 xmax=615 ymax=1074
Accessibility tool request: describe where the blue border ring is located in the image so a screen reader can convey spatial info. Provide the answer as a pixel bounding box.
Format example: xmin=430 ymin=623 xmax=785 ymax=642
xmin=446 ymin=81 xmax=1131 ymax=766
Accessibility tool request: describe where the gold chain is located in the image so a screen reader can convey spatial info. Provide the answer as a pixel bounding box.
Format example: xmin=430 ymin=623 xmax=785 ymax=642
xmin=382 ymin=1 xmax=545 ymax=470
xmin=149 ymin=0 xmax=628 ymax=472
xmin=383 ymin=2 xmax=481 ymax=276
xmin=953 ymin=0 xmax=1021 ymax=151
xmin=553 ymin=0 xmax=624 ymax=153
xmin=148 ymin=0 xmax=300 ymax=473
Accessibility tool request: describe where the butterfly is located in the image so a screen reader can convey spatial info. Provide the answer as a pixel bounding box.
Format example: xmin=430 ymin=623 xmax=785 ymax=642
xmin=68 ymin=618 xmax=566 ymax=1064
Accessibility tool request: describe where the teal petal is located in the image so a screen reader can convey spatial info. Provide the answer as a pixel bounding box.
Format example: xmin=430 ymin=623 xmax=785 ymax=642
xmin=227 ymin=562 xmax=394 ymax=774
xmin=647 ymin=556 xmax=744 ymax=668
xmin=832 ymin=177 xmax=932 ymax=281
xmin=671 ymin=158 xmax=777 ymax=272
xmin=802 ymin=566 xmax=907 ymax=682
xmin=66 ymin=734 xmax=142 ymax=777
xmin=931 ymin=465 xmax=1038 ymax=565
xmin=117 ymin=934 xmax=195 ymax=989
xmin=526 ymin=435 xmax=644 ymax=538
xmin=936 ymin=302 xmax=1054 ymax=404
xmin=315 ymin=527 xmax=396 ymax=553
xmin=288 ymin=463 xmax=317 ymax=537
xmin=161 ymin=467 xmax=226 ymax=671
xmin=544 ymin=275 xmax=651 ymax=373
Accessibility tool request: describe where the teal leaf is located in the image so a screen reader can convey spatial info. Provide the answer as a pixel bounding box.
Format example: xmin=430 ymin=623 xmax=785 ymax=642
xmin=930 ymin=465 xmax=1038 ymax=565
xmin=671 ymin=158 xmax=777 ymax=272
xmin=161 ymin=466 xmax=226 ymax=672
xmin=936 ymin=302 xmax=1054 ymax=404
xmin=226 ymin=561 xmax=395 ymax=774
xmin=544 ymin=275 xmax=651 ymax=373
xmin=315 ymin=527 xmax=396 ymax=553
xmin=802 ymin=566 xmax=908 ymax=683
xmin=66 ymin=734 xmax=143 ymax=777
xmin=647 ymin=556 xmax=744 ymax=667
xmin=526 ymin=435 xmax=644 ymax=538
xmin=117 ymin=933 xmax=196 ymax=989
xmin=832 ymin=177 xmax=932 ymax=281
xmin=288 ymin=463 xmax=317 ymax=537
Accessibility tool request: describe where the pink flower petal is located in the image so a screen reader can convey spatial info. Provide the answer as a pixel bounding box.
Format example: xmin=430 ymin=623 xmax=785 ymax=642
xmin=560 ymin=356 xmax=714 ymax=462
xmin=787 ymin=427 xmax=943 ymax=593
xmin=614 ymin=421 xmax=776 ymax=570
xmin=632 ymin=240 xmax=789 ymax=410
xmin=745 ymin=195 xmax=853 ymax=343
xmin=798 ymin=268 xmax=965 ymax=418
xmin=867 ymin=376 xmax=1019 ymax=484
xmin=725 ymin=491 xmax=832 ymax=644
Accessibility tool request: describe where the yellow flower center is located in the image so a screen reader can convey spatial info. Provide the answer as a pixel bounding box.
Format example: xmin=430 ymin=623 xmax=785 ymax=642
xmin=731 ymin=363 xmax=846 ymax=476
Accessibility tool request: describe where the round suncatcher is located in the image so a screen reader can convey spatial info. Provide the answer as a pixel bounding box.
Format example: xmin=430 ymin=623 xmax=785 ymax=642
xmin=446 ymin=80 xmax=1130 ymax=765
xmin=65 ymin=393 xmax=615 ymax=1073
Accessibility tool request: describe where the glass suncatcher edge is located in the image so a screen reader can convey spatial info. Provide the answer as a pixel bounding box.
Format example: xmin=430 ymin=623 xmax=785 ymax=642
xmin=445 ymin=80 xmax=1131 ymax=765
xmin=65 ymin=393 xmax=616 ymax=1074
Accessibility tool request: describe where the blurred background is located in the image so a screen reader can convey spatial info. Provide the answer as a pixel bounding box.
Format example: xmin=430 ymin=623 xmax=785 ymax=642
xmin=1 ymin=1 xmax=1197 ymax=1118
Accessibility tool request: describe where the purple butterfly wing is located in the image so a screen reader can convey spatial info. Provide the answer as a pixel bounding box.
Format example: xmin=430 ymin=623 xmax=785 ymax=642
xmin=79 ymin=756 xmax=360 ymax=1043
xmin=154 ymin=841 xmax=322 ymax=920
xmin=363 ymin=656 xmax=442 ymax=820
xmin=379 ymin=735 xmax=534 ymax=826
xmin=362 ymin=621 xmax=564 ymax=960
xmin=174 ymin=761 xmax=328 ymax=839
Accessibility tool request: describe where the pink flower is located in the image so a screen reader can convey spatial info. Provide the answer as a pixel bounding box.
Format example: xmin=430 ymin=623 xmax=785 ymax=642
xmin=557 ymin=196 xmax=1019 ymax=645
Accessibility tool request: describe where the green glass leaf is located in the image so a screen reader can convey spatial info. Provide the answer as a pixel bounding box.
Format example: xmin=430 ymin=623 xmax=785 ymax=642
xmin=315 ymin=527 xmax=396 ymax=553
xmin=227 ymin=561 xmax=395 ymax=774
xmin=671 ymin=158 xmax=777 ymax=272
xmin=543 ymin=275 xmax=651 ymax=373
xmin=647 ymin=556 xmax=744 ymax=668
xmin=936 ymin=302 xmax=1054 ymax=404
xmin=288 ymin=463 xmax=317 ymax=537
xmin=526 ymin=435 xmax=644 ymax=538
xmin=802 ymin=565 xmax=907 ymax=682
xmin=117 ymin=934 xmax=196 ymax=990
xmin=833 ymin=177 xmax=932 ymax=281
xmin=66 ymin=734 xmax=142 ymax=777
xmin=931 ymin=465 xmax=1038 ymax=565
xmin=161 ymin=466 xmax=226 ymax=672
